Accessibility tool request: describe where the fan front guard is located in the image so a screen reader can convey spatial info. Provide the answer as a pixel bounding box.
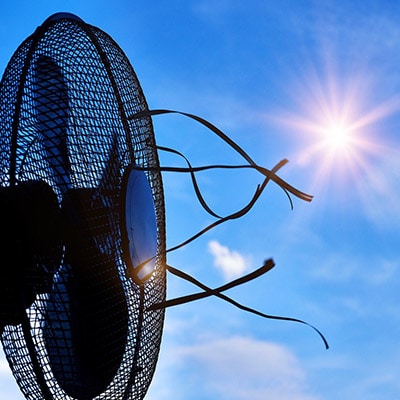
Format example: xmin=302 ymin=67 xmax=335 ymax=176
xmin=0 ymin=12 xmax=166 ymax=400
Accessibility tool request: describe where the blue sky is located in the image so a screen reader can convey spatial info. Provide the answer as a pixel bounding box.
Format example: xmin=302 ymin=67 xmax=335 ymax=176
xmin=1 ymin=1 xmax=400 ymax=399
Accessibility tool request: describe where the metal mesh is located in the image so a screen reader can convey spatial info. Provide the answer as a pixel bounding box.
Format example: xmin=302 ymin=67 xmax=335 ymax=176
xmin=0 ymin=13 xmax=166 ymax=400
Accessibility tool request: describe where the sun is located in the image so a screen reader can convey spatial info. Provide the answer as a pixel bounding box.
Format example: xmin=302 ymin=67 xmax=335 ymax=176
xmin=323 ymin=122 xmax=351 ymax=150
xmin=269 ymin=64 xmax=400 ymax=200
xmin=304 ymin=113 xmax=362 ymax=187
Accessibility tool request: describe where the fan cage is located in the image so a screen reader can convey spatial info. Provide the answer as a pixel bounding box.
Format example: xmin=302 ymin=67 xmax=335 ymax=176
xmin=0 ymin=13 xmax=166 ymax=400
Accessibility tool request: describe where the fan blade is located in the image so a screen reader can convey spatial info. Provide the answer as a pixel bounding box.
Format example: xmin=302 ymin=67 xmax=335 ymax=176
xmin=0 ymin=180 xmax=62 ymax=332
xmin=99 ymin=130 xmax=120 ymax=192
xmin=44 ymin=188 xmax=129 ymax=399
xmin=34 ymin=55 xmax=72 ymax=192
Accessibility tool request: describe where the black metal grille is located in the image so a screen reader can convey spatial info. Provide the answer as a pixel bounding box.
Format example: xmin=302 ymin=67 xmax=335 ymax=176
xmin=0 ymin=13 xmax=166 ymax=400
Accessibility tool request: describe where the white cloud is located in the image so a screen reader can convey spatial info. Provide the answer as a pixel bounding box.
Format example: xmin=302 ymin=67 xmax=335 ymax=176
xmin=0 ymin=353 xmax=24 ymax=400
xmin=305 ymin=240 xmax=400 ymax=287
xmin=0 ymin=356 xmax=9 ymax=375
xmin=151 ymin=335 xmax=319 ymax=400
xmin=367 ymin=258 xmax=399 ymax=285
xmin=309 ymin=253 xmax=360 ymax=284
xmin=208 ymin=240 xmax=251 ymax=280
xmin=357 ymin=148 xmax=400 ymax=230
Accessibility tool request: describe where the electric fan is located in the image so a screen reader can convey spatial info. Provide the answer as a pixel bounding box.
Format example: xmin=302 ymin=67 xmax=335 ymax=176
xmin=0 ymin=12 xmax=165 ymax=400
xmin=0 ymin=11 xmax=328 ymax=400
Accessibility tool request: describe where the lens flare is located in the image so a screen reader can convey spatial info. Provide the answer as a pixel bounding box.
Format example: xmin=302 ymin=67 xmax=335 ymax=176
xmin=323 ymin=122 xmax=351 ymax=149
xmin=270 ymin=67 xmax=400 ymax=199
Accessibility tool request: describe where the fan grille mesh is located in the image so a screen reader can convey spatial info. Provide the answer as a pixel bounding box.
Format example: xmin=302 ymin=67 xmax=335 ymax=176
xmin=0 ymin=14 xmax=166 ymax=400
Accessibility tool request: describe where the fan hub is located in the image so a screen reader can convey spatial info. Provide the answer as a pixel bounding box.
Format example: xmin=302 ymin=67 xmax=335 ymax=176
xmin=0 ymin=180 xmax=62 ymax=332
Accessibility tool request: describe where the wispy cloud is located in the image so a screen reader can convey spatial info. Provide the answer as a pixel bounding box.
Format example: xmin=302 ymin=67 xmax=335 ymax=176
xmin=0 ymin=357 xmax=9 ymax=375
xmin=308 ymin=250 xmax=399 ymax=286
xmin=208 ymin=240 xmax=251 ymax=280
xmin=150 ymin=335 xmax=319 ymax=400
xmin=0 ymin=354 xmax=23 ymax=399
xmin=357 ymin=147 xmax=400 ymax=230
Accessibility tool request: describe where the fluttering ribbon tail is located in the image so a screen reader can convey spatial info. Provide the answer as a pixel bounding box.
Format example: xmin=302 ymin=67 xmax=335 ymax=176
xmin=147 ymin=260 xmax=329 ymax=349
xmin=129 ymin=109 xmax=327 ymax=349
xmin=128 ymin=109 xmax=313 ymax=205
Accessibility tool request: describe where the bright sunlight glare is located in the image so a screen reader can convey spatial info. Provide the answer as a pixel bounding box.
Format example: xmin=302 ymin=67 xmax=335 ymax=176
xmin=269 ymin=64 xmax=400 ymax=209
xmin=323 ymin=121 xmax=352 ymax=150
